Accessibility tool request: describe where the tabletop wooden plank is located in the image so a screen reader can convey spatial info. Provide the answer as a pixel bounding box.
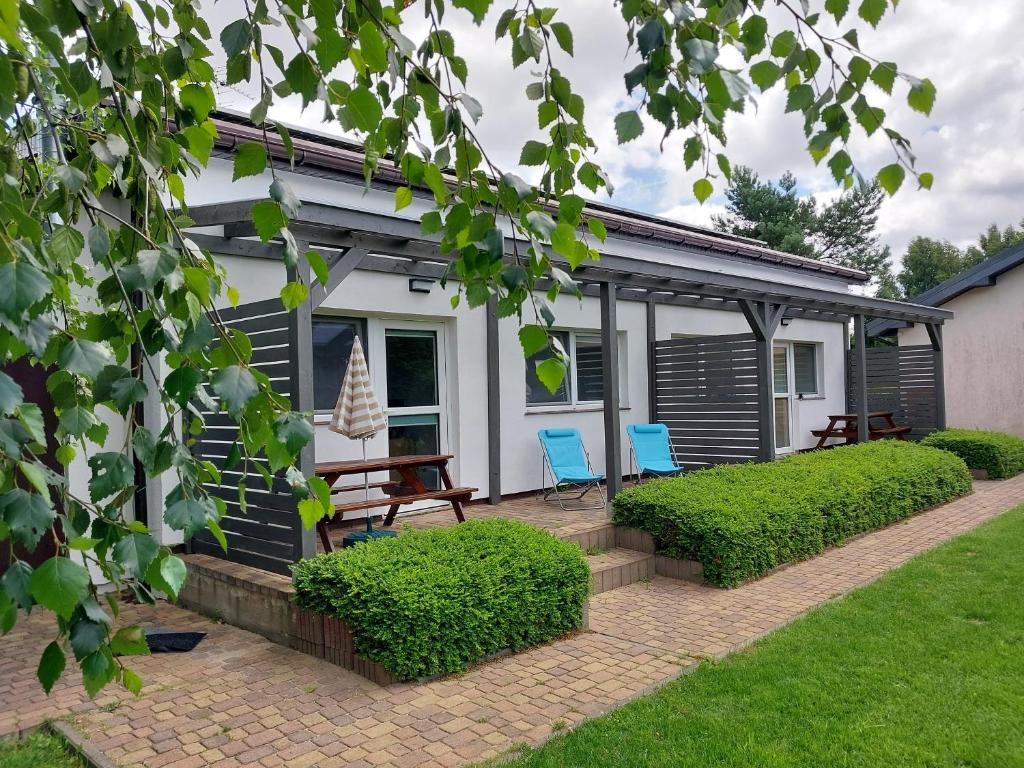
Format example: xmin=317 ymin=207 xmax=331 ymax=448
xmin=315 ymin=454 xmax=454 ymax=475
xmin=827 ymin=411 xmax=894 ymax=420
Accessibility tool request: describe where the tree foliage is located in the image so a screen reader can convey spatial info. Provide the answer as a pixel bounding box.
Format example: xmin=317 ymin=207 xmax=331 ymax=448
xmin=712 ymin=166 xmax=891 ymax=286
xmin=0 ymin=0 xmax=934 ymax=696
xmin=879 ymin=220 xmax=1024 ymax=300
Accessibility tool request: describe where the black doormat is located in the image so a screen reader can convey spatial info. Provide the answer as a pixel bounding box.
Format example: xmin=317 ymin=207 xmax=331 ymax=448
xmin=144 ymin=628 xmax=207 ymax=653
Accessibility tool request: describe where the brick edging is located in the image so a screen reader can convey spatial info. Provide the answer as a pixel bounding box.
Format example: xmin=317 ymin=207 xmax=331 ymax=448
xmin=291 ymin=605 xmax=590 ymax=686
xmin=47 ymin=721 xmax=120 ymax=768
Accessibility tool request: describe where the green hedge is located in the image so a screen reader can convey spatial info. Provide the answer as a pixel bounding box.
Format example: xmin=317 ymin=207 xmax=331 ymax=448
xmin=921 ymin=428 xmax=1024 ymax=480
xmin=291 ymin=519 xmax=590 ymax=681
xmin=612 ymin=441 xmax=972 ymax=587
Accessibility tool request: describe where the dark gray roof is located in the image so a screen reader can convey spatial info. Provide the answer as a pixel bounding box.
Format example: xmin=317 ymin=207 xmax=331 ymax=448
xmin=868 ymin=241 xmax=1024 ymax=335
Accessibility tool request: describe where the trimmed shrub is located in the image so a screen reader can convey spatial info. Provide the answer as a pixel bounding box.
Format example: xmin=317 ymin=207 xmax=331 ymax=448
xmin=291 ymin=519 xmax=589 ymax=681
xmin=921 ymin=428 xmax=1024 ymax=480
xmin=612 ymin=441 xmax=972 ymax=587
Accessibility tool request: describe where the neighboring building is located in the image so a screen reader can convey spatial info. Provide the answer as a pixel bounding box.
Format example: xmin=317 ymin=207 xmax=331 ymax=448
xmin=869 ymin=243 xmax=1024 ymax=437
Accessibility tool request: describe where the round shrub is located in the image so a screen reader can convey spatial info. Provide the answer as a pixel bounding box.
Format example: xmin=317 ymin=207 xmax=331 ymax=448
xmin=921 ymin=428 xmax=1024 ymax=479
xmin=612 ymin=441 xmax=972 ymax=587
xmin=291 ymin=518 xmax=590 ymax=681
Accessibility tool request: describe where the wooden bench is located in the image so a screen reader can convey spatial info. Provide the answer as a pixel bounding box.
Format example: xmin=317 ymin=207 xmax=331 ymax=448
xmin=314 ymin=454 xmax=477 ymax=553
xmin=327 ymin=486 xmax=476 ymax=520
xmin=812 ymin=412 xmax=912 ymax=448
xmin=870 ymin=425 xmax=912 ymax=439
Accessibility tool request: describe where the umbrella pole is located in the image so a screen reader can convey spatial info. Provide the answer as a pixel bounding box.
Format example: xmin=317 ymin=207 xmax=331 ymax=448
xmin=363 ymin=437 xmax=372 ymax=533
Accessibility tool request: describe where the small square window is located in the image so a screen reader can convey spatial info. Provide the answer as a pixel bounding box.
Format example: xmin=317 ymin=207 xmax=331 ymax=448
xmin=793 ymin=343 xmax=819 ymax=395
xmin=525 ymin=330 xmax=571 ymax=405
xmin=574 ymin=335 xmax=604 ymax=402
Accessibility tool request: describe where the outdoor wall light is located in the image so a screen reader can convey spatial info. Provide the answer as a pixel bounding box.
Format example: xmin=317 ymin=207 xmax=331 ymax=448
xmin=408 ymin=278 xmax=435 ymax=293
xmin=780 ymin=317 xmax=792 ymax=327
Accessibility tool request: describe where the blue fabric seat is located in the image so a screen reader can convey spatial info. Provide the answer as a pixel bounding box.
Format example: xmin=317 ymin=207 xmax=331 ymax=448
xmin=626 ymin=424 xmax=686 ymax=482
xmin=537 ymin=428 xmax=606 ymax=510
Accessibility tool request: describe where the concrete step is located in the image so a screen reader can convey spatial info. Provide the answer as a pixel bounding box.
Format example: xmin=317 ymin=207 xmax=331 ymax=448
xmin=586 ymin=547 xmax=655 ymax=594
xmin=559 ymin=523 xmax=617 ymax=553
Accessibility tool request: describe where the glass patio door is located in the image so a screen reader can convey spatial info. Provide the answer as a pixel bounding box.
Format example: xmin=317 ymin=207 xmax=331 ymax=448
xmin=772 ymin=345 xmax=793 ymax=452
xmin=382 ymin=324 xmax=447 ymax=491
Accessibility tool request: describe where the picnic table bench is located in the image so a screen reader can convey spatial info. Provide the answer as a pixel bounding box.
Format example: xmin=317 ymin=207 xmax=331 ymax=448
xmin=811 ymin=411 xmax=912 ymax=449
xmin=314 ymin=454 xmax=476 ymax=553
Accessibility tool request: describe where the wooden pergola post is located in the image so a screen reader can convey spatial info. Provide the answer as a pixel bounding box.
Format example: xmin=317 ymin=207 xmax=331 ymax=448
xmin=288 ymin=246 xmax=317 ymax=560
xmin=853 ymin=314 xmax=870 ymax=443
xmin=740 ymin=299 xmax=787 ymax=462
xmin=646 ymin=298 xmax=657 ymax=423
xmin=601 ymin=282 xmax=622 ymax=499
xmin=926 ymin=322 xmax=946 ymax=431
xmin=486 ymin=296 xmax=501 ymax=504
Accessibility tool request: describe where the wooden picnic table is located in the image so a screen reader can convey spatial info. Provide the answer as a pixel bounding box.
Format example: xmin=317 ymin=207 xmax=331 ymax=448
xmin=314 ymin=454 xmax=476 ymax=552
xmin=811 ymin=411 xmax=912 ymax=449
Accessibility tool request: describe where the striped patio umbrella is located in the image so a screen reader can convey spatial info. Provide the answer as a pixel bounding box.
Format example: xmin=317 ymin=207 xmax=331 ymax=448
xmin=328 ymin=336 xmax=388 ymax=535
xmin=328 ymin=336 xmax=387 ymax=440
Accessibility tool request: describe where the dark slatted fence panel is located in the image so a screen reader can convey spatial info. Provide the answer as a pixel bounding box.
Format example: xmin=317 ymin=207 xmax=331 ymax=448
xmin=188 ymin=298 xmax=302 ymax=575
xmin=896 ymin=345 xmax=941 ymax=437
xmin=847 ymin=343 xmax=939 ymax=439
xmin=653 ymin=333 xmax=762 ymax=470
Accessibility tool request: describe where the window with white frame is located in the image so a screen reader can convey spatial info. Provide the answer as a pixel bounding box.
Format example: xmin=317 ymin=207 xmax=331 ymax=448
xmin=311 ymin=316 xmax=367 ymax=412
xmin=792 ymin=342 xmax=820 ymax=396
xmin=525 ymin=330 xmax=625 ymax=407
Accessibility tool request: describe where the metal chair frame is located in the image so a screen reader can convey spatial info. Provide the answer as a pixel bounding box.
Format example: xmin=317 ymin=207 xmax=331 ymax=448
xmin=538 ymin=435 xmax=607 ymax=511
xmin=627 ymin=425 xmax=687 ymax=484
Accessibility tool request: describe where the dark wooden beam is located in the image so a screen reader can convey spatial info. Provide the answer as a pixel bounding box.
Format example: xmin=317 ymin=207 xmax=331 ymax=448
xmin=309 ymin=248 xmax=369 ymax=309
xmin=601 ymin=282 xmax=622 ymax=499
xmin=486 ymin=296 xmax=501 ymax=504
xmin=926 ymin=323 xmax=946 ymax=430
xmin=646 ymin=298 xmax=657 ymax=424
xmin=189 ymin=201 xmax=953 ymax=324
xmin=740 ymin=300 xmax=786 ymax=462
xmin=853 ymin=314 xmax=870 ymax=443
xmin=287 ymin=243 xmax=317 ymax=561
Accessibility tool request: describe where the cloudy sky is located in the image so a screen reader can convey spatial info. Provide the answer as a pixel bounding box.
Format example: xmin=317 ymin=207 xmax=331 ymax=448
xmin=216 ymin=0 xmax=1024 ymax=268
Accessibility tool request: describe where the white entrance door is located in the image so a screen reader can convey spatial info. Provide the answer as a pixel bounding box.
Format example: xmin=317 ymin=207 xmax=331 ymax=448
xmin=378 ymin=322 xmax=449 ymax=493
xmin=772 ymin=345 xmax=794 ymax=453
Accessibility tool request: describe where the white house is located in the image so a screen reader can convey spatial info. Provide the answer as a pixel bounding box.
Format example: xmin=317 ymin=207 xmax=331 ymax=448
xmin=88 ymin=112 xmax=951 ymax=572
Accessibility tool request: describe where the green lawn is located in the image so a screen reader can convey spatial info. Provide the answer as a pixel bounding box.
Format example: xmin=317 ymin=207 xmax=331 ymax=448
xmin=0 ymin=732 xmax=84 ymax=768
xmin=506 ymin=505 xmax=1024 ymax=768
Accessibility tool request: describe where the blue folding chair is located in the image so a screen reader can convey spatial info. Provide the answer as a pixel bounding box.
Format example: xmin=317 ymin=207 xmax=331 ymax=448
xmin=537 ymin=428 xmax=607 ymax=510
xmin=627 ymin=424 xmax=686 ymax=483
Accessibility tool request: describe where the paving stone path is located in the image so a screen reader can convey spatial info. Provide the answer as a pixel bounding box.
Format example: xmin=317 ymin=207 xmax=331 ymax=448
xmin=2 ymin=476 xmax=1023 ymax=768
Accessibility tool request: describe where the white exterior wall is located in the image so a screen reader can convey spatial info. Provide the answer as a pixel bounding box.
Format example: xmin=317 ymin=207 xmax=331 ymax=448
xmin=188 ymin=156 xmax=855 ymax=507
xmin=898 ymin=264 xmax=1024 ymax=437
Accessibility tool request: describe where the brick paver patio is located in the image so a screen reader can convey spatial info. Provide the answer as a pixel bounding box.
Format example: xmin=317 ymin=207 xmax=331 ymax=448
xmin=2 ymin=476 xmax=1023 ymax=767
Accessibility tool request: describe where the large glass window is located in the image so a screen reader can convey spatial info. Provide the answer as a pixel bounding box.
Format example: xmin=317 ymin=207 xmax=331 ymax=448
xmin=311 ymin=317 xmax=366 ymax=411
xmin=526 ymin=330 xmax=571 ymax=406
xmin=384 ymin=330 xmax=438 ymax=408
xmin=793 ymin=343 xmax=819 ymax=396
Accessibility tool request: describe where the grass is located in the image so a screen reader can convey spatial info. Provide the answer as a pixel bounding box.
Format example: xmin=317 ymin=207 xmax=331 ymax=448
xmin=504 ymin=505 xmax=1024 ymax=768
xmin=0 ymin=731 xmax=84 ymax=768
